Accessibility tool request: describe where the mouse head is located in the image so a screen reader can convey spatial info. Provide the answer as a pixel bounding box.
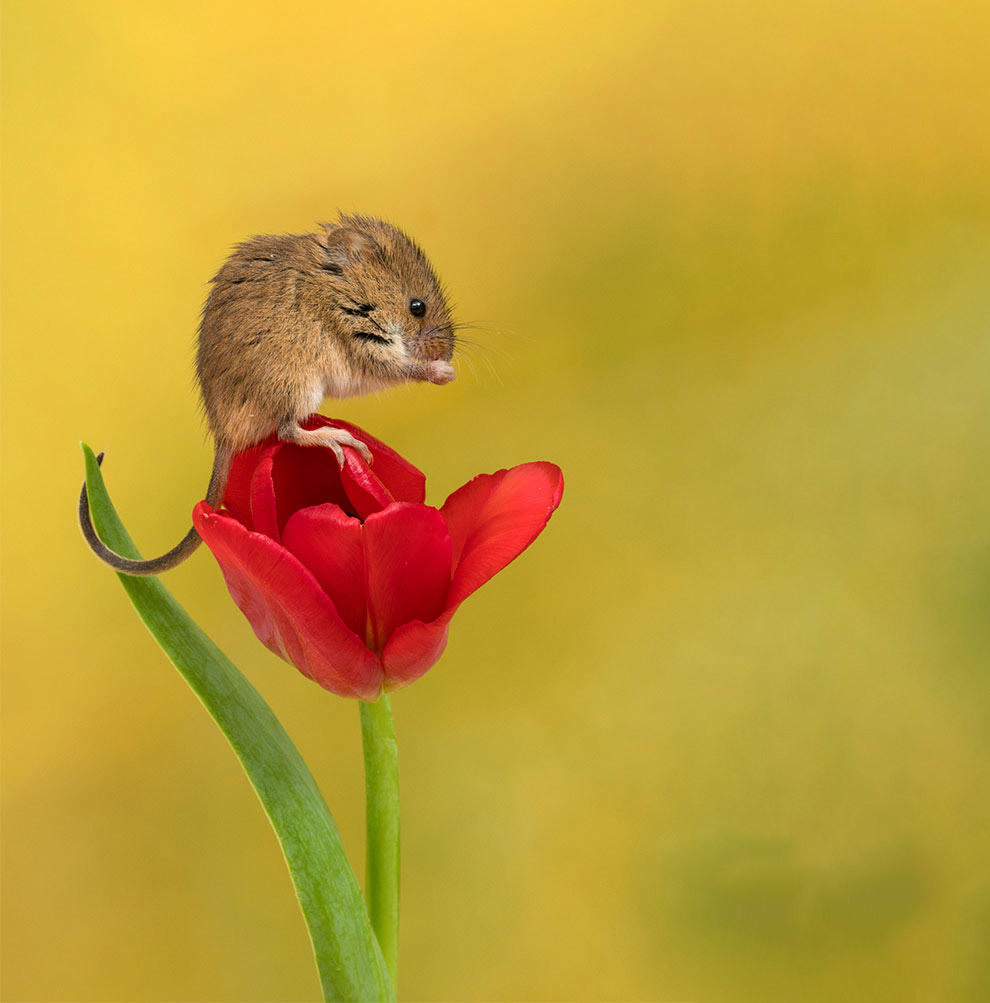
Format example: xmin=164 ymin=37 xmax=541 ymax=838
xmin=318 ymin=215 xmax=455 ymax=379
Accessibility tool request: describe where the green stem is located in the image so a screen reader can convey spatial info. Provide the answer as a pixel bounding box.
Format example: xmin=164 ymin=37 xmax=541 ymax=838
xmin=359 ymin=695 xmax=401 ymax=993
xmin=81 ymin=444 xmax=392 ymax=1002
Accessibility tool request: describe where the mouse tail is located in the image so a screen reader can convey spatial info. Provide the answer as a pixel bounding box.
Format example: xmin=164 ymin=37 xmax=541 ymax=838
xmin=78 ymin=446 xmax=232 ymax=577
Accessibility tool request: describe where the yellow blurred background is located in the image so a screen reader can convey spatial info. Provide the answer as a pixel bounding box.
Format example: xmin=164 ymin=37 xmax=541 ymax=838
xmin=3 ymin=1 xmax=990 ymax=1000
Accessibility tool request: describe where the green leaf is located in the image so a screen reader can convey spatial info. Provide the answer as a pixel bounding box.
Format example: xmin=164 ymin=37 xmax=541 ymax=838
xmin=81 ymin=443 xmax=393 ymax=1003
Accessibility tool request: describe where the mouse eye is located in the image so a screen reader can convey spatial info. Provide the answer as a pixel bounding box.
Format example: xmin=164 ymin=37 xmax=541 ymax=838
xmin=409 ymin=298 xmax=426 ymax=318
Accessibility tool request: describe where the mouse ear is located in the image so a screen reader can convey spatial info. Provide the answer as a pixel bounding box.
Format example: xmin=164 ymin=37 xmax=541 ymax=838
xmin=320 ymin=222 xmax=378 ymax=269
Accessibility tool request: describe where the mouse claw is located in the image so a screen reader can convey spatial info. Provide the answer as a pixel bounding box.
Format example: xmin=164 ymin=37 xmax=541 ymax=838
xmin=331 ymin=429 xmax=372 ymax=465
xmin=328 ymin=439 xmax=346 ymax=468
xmin=350 ymin=437 xmax=373 ymax=464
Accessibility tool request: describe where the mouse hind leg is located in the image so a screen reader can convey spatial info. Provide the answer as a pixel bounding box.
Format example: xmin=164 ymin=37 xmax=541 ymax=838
xmin=277 ymin=418 xmax=373 ymax=467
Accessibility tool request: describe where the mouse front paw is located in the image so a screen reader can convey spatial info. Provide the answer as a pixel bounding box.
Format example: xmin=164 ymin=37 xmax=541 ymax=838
xmin=425 ymin=360 xmax=456 ymax=385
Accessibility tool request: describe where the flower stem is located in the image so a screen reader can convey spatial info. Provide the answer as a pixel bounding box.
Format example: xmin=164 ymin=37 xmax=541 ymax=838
xmin=359 ymin=694 xmax=400 ymax=994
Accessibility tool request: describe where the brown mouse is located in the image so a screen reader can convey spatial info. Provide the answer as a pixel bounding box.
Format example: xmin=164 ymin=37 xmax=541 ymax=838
xmin=79 ymin=213 xmax=456 ymax=576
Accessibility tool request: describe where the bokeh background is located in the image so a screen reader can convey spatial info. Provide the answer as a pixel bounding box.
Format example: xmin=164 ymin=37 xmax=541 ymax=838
xmin=3 ymin=1 xmax=990 ymax=1000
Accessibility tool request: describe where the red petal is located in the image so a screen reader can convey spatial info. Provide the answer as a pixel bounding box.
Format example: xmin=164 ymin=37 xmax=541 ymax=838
xmin=268 ymin=446 xmax=353 ymax=541
xmin=381 ymin=610 xmax=454 ymax=690
xmin=282 ymin=504 xmax=367 ymax=640
xmin=320 ymin=417 xmax=426 ymax=504
xmin=442 ymin=462 xmax=564 ymax=608
xmin=339 ymin=451 xmax=396 ymax=520
xmin=193 ymin=502 xmax=383 ymax=699
xmin=223 ymin=442 xmax=269 ymax=530
xmin=380 ymin=463 xmax=564 ymax=690
xmin=363 ymin=503 xmax=452 ymax=652
xmin=248 ymin=449 xmax=280 ymax=539
xmin=234 ymin=416 xmax=427 ymax=533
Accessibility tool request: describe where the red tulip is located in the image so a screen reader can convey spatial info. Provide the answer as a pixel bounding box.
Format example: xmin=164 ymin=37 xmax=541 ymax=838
xmin=192 ymin=416 xmax=563 ymax=700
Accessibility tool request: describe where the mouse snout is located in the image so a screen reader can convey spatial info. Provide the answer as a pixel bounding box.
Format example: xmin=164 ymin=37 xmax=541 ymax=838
xmin=412 ymin=324 xmax=455 ymax=365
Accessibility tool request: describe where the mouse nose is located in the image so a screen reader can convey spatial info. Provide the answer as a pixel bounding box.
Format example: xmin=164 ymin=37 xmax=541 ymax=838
xmin=415 ymin=324 xmax=454 ymax=364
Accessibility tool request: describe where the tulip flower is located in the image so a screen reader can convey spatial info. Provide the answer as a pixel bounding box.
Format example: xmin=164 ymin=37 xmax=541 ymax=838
xmin=82 ymin=414 xmax=563 ymax=997
xmin=192 ymin=415 xmax=564 ymax=700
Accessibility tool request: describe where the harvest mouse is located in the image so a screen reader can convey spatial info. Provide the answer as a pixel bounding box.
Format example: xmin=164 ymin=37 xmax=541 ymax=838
xmin=79 ymin=213 xmax=456 ymax=576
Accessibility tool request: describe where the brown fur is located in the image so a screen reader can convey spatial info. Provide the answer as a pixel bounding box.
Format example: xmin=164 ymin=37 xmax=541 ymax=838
xmin=199 ymin=213 xmax=455 ymax=449
xmin=80 ymin=213 xmax=457 ymax=576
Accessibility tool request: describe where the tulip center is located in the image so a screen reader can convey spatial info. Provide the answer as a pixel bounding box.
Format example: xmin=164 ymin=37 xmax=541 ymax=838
xmin=269 ymin=448 xmax=377 ymax=535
